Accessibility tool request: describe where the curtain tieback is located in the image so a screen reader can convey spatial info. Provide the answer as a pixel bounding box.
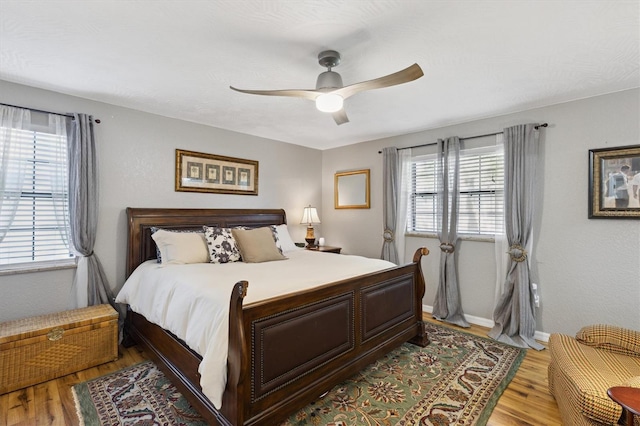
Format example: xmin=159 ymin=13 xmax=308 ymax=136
xmin=439 ymin=242 xmax=455 ymax=253
xmin=383 ymin=229 xmax=395 ymax=242
xmin=507 ymin=244 xmax=527 ymax=262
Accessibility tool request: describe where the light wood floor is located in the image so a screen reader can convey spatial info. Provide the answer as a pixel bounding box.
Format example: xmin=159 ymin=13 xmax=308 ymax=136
xmin=0 ymin=317 xmax=562 ymax=425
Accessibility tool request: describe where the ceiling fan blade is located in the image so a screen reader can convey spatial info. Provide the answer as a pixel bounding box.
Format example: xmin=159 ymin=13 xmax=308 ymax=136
xmin=332 ymin=109 xmax=349 ymax=125
xmin=334 ymin=63 xmax=423 ymax=100
xmin=230 ymin=86 xmax=319 ymax=101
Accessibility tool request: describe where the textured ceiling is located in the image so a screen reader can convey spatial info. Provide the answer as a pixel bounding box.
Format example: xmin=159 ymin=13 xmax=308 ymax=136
xmin=1 ymin=1 xmax=639 ymax=150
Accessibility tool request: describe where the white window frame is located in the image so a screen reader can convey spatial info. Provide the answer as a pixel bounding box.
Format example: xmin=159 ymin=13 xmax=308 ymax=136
xmin=407 ymin=143 xmax=504 ymax=240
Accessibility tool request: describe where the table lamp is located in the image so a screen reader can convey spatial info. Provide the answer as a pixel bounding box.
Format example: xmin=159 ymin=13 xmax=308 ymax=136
xmin=300 ymin=205 xmax=321 ymax=247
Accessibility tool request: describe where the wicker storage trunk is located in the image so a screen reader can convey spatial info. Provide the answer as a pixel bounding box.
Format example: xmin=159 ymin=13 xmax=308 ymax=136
xmin=0 ymin=304 xmax=118 ymax=394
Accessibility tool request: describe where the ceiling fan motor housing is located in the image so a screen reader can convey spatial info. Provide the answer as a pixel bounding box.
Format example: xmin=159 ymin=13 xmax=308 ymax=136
xmin=316 ymin=71 xmax=343 ymax=90
xmin=316 ymin=50 xmax=343 ymax=90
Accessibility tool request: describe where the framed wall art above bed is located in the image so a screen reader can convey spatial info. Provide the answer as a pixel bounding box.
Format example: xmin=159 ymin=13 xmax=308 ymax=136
xmin=588 ymin=145 xmax=640 ymax=219
xmin=175 ymin=149 xmax=259 ymax=195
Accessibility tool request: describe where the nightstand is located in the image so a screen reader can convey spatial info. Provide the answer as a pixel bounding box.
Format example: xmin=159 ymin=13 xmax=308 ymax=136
xmin=306 ymin=245 xmax=342 ymax=254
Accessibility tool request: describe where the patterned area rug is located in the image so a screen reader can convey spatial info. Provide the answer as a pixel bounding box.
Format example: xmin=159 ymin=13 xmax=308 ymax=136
xmin=72 ymin=361 xmax=207 ymax=426
xmin=73 ymin=323 xmax=526 ymax=426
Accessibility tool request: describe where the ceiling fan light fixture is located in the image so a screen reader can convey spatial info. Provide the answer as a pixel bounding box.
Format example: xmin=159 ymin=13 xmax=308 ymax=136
xmin=315 ymin=93 xmax=343 ymax=113
xmin=230 ymin=48 xmax=423 ymax=125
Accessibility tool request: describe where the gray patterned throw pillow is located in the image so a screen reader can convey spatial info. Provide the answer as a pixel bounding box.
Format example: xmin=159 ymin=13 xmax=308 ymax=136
xmin=203 ymin=226 xmax=242 ymax=263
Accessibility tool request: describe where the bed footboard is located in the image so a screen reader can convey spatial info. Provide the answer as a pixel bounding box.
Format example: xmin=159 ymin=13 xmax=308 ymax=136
xmin=223 ymin=247 xmax=430 ymax=425
xmin=125 ymin=247 xmax=429 ymax=426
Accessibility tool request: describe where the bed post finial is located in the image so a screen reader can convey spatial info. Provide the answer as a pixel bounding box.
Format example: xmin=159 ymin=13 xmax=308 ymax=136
xmin=413 ymin=247 xmax=429 ymax=263
xmin=239 ymin=281 xmax=248 ymax=298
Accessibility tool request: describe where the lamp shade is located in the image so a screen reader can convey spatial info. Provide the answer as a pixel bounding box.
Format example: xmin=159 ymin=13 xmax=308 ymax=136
xmin=300 ymin=206 xmax=321 ymax=225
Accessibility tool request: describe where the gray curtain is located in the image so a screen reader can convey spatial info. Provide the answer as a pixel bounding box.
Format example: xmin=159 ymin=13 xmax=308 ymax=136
xmin=489 ymin=124 xmax=544 ymax=350
xmin=432 ymin=137 xmax=469 ymax=327
xmin=68 ymin=113 xmax=121 ymax=318
xmin=381 ymin=147 xmax=399 ymax=264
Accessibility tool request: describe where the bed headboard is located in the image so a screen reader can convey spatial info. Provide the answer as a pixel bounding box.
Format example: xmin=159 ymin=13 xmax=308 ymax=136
xmin=126 ymin=207 xmax=287 ymax=278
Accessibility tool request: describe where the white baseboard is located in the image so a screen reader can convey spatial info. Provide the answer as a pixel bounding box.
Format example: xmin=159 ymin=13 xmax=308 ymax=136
xmin=535 ymin=330 xmax=550 ymax=343
xmin=422 ymin=304 xmax=550 ymax=343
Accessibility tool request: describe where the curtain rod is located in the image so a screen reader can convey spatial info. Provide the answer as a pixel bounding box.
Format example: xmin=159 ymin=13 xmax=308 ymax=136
xmin=0 ymin=102 xmax=101 ymax=123
xmin=377 ymin=123 xmax=547 ymax=154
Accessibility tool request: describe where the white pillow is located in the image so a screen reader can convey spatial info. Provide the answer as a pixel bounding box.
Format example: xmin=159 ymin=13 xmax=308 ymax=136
xmin=272 ymin=224 xmax=300 ymax=253
xmin=151 ymin=229 xmax=209 ymax=264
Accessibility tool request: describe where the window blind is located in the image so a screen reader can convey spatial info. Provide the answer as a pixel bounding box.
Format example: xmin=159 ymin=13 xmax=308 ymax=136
xmin=409 ymin=144 xmax=504 ymax=236
xmin=0 ymin=127 xmax=73 ymax=265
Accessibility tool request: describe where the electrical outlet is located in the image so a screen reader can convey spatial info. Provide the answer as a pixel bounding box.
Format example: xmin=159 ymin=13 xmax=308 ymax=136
xmin=532 ymin=283 xmax=540 ymax=307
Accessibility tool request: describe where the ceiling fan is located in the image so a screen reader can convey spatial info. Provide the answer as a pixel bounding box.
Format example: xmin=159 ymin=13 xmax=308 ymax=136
xmin=230 ymin=50 xmax=423 ymax=125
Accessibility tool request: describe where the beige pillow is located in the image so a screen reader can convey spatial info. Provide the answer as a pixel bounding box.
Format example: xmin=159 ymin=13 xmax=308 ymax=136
xmin=231 ymin=227 xmax=287 ymax=263
xmin=151 ymin=229 xmax=209 ymax=264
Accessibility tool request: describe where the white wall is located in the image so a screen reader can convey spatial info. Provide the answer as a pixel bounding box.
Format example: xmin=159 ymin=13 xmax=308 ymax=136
xmin=0 ymin=80 xmax=322 ymax=322
xmin=2 ymin=80 xmax=638 ymax=335
xmin=322 ymin=89 xmax=640 ymax=336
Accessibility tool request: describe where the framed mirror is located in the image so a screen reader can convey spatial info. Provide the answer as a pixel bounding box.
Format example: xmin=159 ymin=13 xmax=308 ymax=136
xmin=335 ymin=169 xmax=370 ymax=209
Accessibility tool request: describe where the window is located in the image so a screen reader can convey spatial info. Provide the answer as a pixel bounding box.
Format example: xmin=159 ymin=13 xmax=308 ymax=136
xmin=408 ymin=144 xmax=504 ymax=236
xmin=0 ymin=112 xmax=74 ymax=267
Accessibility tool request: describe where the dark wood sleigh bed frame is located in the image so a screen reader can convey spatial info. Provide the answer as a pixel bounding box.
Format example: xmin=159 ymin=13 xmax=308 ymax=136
xmin=123 ymin=207 xmax=430 ymax=426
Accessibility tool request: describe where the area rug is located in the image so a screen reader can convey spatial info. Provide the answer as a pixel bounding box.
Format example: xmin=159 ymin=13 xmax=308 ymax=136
xmin=73 ymin=322 xmax=526 ymax=426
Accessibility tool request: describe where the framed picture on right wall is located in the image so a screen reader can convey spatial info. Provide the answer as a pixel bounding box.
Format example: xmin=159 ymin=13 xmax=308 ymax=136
xmin=588 ymin=145 xmax=640 ymax=219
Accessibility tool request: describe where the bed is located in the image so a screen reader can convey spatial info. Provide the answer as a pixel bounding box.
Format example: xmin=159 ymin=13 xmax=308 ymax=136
xmin=121 ymin=207 xmax=430 ymax=426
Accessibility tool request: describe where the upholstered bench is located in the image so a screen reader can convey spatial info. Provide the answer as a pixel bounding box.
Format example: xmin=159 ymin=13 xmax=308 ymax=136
xmin=548 ymin=325 xmax=640 ymax=426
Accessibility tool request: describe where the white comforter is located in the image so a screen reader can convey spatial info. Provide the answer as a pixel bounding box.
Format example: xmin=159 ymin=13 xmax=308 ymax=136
xmin=115 ymin=249 xmax=394 ymax=409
